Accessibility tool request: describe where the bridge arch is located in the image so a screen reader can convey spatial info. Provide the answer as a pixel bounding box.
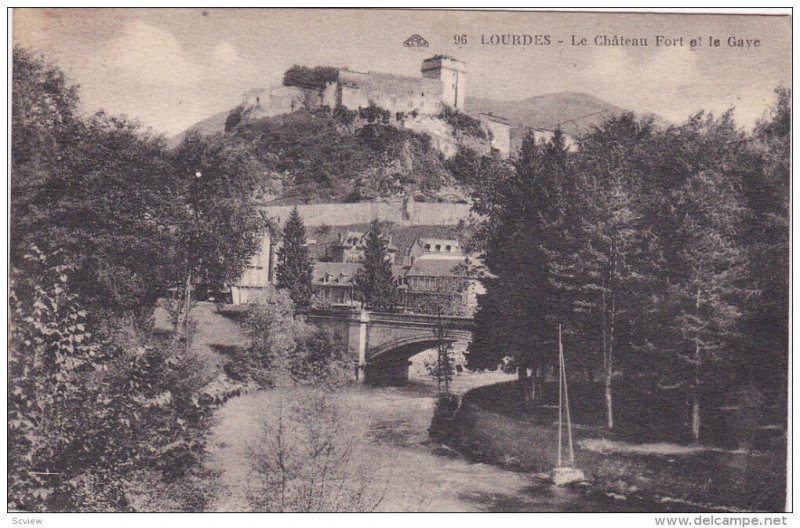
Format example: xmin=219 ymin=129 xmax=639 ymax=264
xmin=367 ymin=331 xmax=472 ymax=364
xmin=365 ymin=330 xmax=472 ymax=385
xmin=307 ymin=308 xmax=474 ymax=384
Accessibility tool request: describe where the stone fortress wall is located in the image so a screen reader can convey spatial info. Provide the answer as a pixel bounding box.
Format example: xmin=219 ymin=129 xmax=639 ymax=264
xmin=260 ymin=200 xmax=472 ymax=228
xmin=240 ymin=56 xmax=512 ymax=158
xmin=338 ymin=70 xmax=443 ymax=116
xmin=242 ymin=83 xmax=337 ymax=117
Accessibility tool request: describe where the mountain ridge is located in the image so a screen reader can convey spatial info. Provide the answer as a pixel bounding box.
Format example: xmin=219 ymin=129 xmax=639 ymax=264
xmin=466 ymin=92 xmax=630 ymax=137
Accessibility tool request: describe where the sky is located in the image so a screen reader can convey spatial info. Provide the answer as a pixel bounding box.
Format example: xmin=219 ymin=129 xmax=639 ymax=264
xmin=13 ymin=8 xmax=792 ymax=136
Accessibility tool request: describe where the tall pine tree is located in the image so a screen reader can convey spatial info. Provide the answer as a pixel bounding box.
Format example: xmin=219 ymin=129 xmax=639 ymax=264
xmin=276 ymin=207 xmax=314 ymax=310
xmin=356 ymin=220 xmax=398 ymax=311
xmin=648 ymin=111 xmax=752 ymax=442
xmin=548 ymin=115 xmax=660 ymax=429
xmin=469 ymin=131 xmax=569 ymax=401
xmin=743 ymin=88 xmax=790 ymax=412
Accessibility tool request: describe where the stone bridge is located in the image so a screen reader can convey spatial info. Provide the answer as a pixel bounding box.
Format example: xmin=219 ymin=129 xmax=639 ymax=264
xmin=308 ymin=308 xmax=474 ymax=384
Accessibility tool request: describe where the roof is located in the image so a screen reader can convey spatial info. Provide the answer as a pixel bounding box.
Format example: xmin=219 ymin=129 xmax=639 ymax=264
xmin=423 ymin=54 xmax=460 ymax=63
xmin=313 ymin=262 xmax=362 ymax=284
xmin=333 ymin=231 xmax=397 ymax=251
xmin=338 ymin=69 xmax=440 ymax=90
xmin=478 ymin=113 xmax=512 ymax=126
xmin=302 ymin=224 xmax=465 ymax=262
xmin=335 ymin=231 xmax=365 ymax=247
xmin=417 ymin=237 xmax=461 ymax=248
xmin=405 ymin=259 xmax=468 ymax=278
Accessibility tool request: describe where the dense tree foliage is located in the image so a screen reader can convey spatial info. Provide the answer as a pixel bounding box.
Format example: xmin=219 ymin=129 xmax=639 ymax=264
xmin=12 ymin=47 xmax=262 ymax=327
xmin=469 ymin=130 xmax=570 ymax=400
xmin=9 ymin=249 xmax=223 ymax=511
xmin=282 ymin=65 xmax=339 ymax=89
xmin=12 ymin=48 xmax=177 ymax=321
xmin=356 ymin=220 xmax=399 ymax=311
xmin=171 ymin=132 xmax=263 ymax=293
xmin=438 ymin=107 xmax=487 ymax=139
xmin=743 ymin=88 xmax=791 ymax=414
xmin=276 ymin=207 xmax=315 ymax=310
xmin=468 ymin=97 xmax=790 ymax=442
xmin=233 ymin=288 xmax=349 ymax=389
xmin=10 ymin=47 xmax=262 ymax=510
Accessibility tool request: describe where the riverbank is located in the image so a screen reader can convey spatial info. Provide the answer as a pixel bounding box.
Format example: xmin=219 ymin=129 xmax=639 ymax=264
xmin=450 ymin=380 xmax=786 ymax=512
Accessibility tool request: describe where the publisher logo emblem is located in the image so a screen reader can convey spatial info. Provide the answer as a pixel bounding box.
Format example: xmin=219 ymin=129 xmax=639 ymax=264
xmin=403 ymin=34 xmax=430 ymax=48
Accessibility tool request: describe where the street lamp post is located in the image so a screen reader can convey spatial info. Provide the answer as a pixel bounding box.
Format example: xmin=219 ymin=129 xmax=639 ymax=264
xmin=182 ymin=170 xmax=202 ymax=348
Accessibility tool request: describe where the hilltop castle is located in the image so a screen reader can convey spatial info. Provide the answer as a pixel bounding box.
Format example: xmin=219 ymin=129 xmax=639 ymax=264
xmin=241 ymin=56 xmax=512 ymax=157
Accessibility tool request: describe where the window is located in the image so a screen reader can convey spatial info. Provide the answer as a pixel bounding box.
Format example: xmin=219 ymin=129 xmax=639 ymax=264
xmin=435 ymin=245 xmax=441 ymax=251
xmin=445 ymin=245 xmax=451 ymax=251
xmin=424 ymin=244 xmax=431 ymax=250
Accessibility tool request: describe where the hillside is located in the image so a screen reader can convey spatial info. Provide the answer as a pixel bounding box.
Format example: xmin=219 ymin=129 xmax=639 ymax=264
xmin=168 ymin=91 xmax=655 ymax=204
xmin=466 ymin=92 xmax=629 ymax=137
xmin=219 ymin=108 xmax=458 ymax=204
xmin=167 ymin=109 xmax=230 ymax=149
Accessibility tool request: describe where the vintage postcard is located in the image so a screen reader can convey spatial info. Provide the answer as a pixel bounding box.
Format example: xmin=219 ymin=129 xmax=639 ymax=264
xmin=7 ymin=7 xmax=791 ymax=520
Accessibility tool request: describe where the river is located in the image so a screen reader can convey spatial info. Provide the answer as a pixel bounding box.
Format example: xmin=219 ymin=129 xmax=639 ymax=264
xmin=208 ymin=371 xmax=679 ymax=512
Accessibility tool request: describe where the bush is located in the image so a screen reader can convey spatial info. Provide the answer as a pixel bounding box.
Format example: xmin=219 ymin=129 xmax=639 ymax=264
xmin=245 ymin=389 xmax=384 ymax=511
xmin=333 ymin=105 xmax=357 ymax=126
xmin=9 ymin=248 xmax=223 ymax=511
xmin=358 ymin=103 xmax=391 ymax=125
xmin=233 ymin=287 xmax=351 ymax=388
xmin=224 ymin=105 xmax=245 ymax=132
xmin=291 ymin=326 xmax=351 ymax=389
xmin=438 ymin=107 xmax=486 ymax=139
xmin=283 ymin=65 xmax=339 ymax=89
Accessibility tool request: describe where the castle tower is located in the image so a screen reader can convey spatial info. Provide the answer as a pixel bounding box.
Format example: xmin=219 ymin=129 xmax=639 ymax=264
xmin=421 ymin=56 xmax=466 ymax=110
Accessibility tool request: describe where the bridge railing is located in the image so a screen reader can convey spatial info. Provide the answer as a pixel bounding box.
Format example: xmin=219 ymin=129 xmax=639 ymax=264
xmin=308 ymin=308 xmax=474 ymax=329
xmin=368 ymin=311 xmax=475 ymax=329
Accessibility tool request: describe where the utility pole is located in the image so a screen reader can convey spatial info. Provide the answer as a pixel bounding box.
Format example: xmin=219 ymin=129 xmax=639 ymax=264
xmin=179 ymin=170 xmax=202 ymax=349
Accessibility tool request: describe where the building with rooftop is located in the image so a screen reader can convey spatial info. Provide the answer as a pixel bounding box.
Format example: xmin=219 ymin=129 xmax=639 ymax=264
xmin=406 ymin=237 xmax=464 ymax=264
xmin=329 ymin=231 xmax=398 ymax=264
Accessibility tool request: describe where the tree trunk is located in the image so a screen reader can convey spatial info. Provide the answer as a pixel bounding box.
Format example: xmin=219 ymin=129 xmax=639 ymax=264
xmin=692 ymin=340 xmax=702 ymax=442
xmin=171 ymin=290 xmax=184 ymax=342
xmin=181 ymin=270 xmax=193 ymax=347
xmin=601 ymin=286 xmax=615 ymax=429
xmin=518 ymin=365 xmax=533 ymax=401
xmin=691 ymin=389 xmax=701 ymax=442
xmin=691 ymin=287 xmax=702 ymax=442
xmin=172 ymin=270 xmax=192 ymax=343
xmin=607 ymin=289 xmax=616 ymax=429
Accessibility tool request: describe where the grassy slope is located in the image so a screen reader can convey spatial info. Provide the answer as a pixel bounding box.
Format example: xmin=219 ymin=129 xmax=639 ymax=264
xmin=454 ymin=381 xmax=787 ymax=512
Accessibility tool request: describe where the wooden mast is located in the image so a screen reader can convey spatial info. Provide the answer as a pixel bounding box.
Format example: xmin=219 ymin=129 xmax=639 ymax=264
xmin=557 ymin=323 xmax=564 ymax=468
xmin=552 ymin=323 xmax=584 ymax=485
xmin=560 ymin=323 xmax=575 ymax=466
